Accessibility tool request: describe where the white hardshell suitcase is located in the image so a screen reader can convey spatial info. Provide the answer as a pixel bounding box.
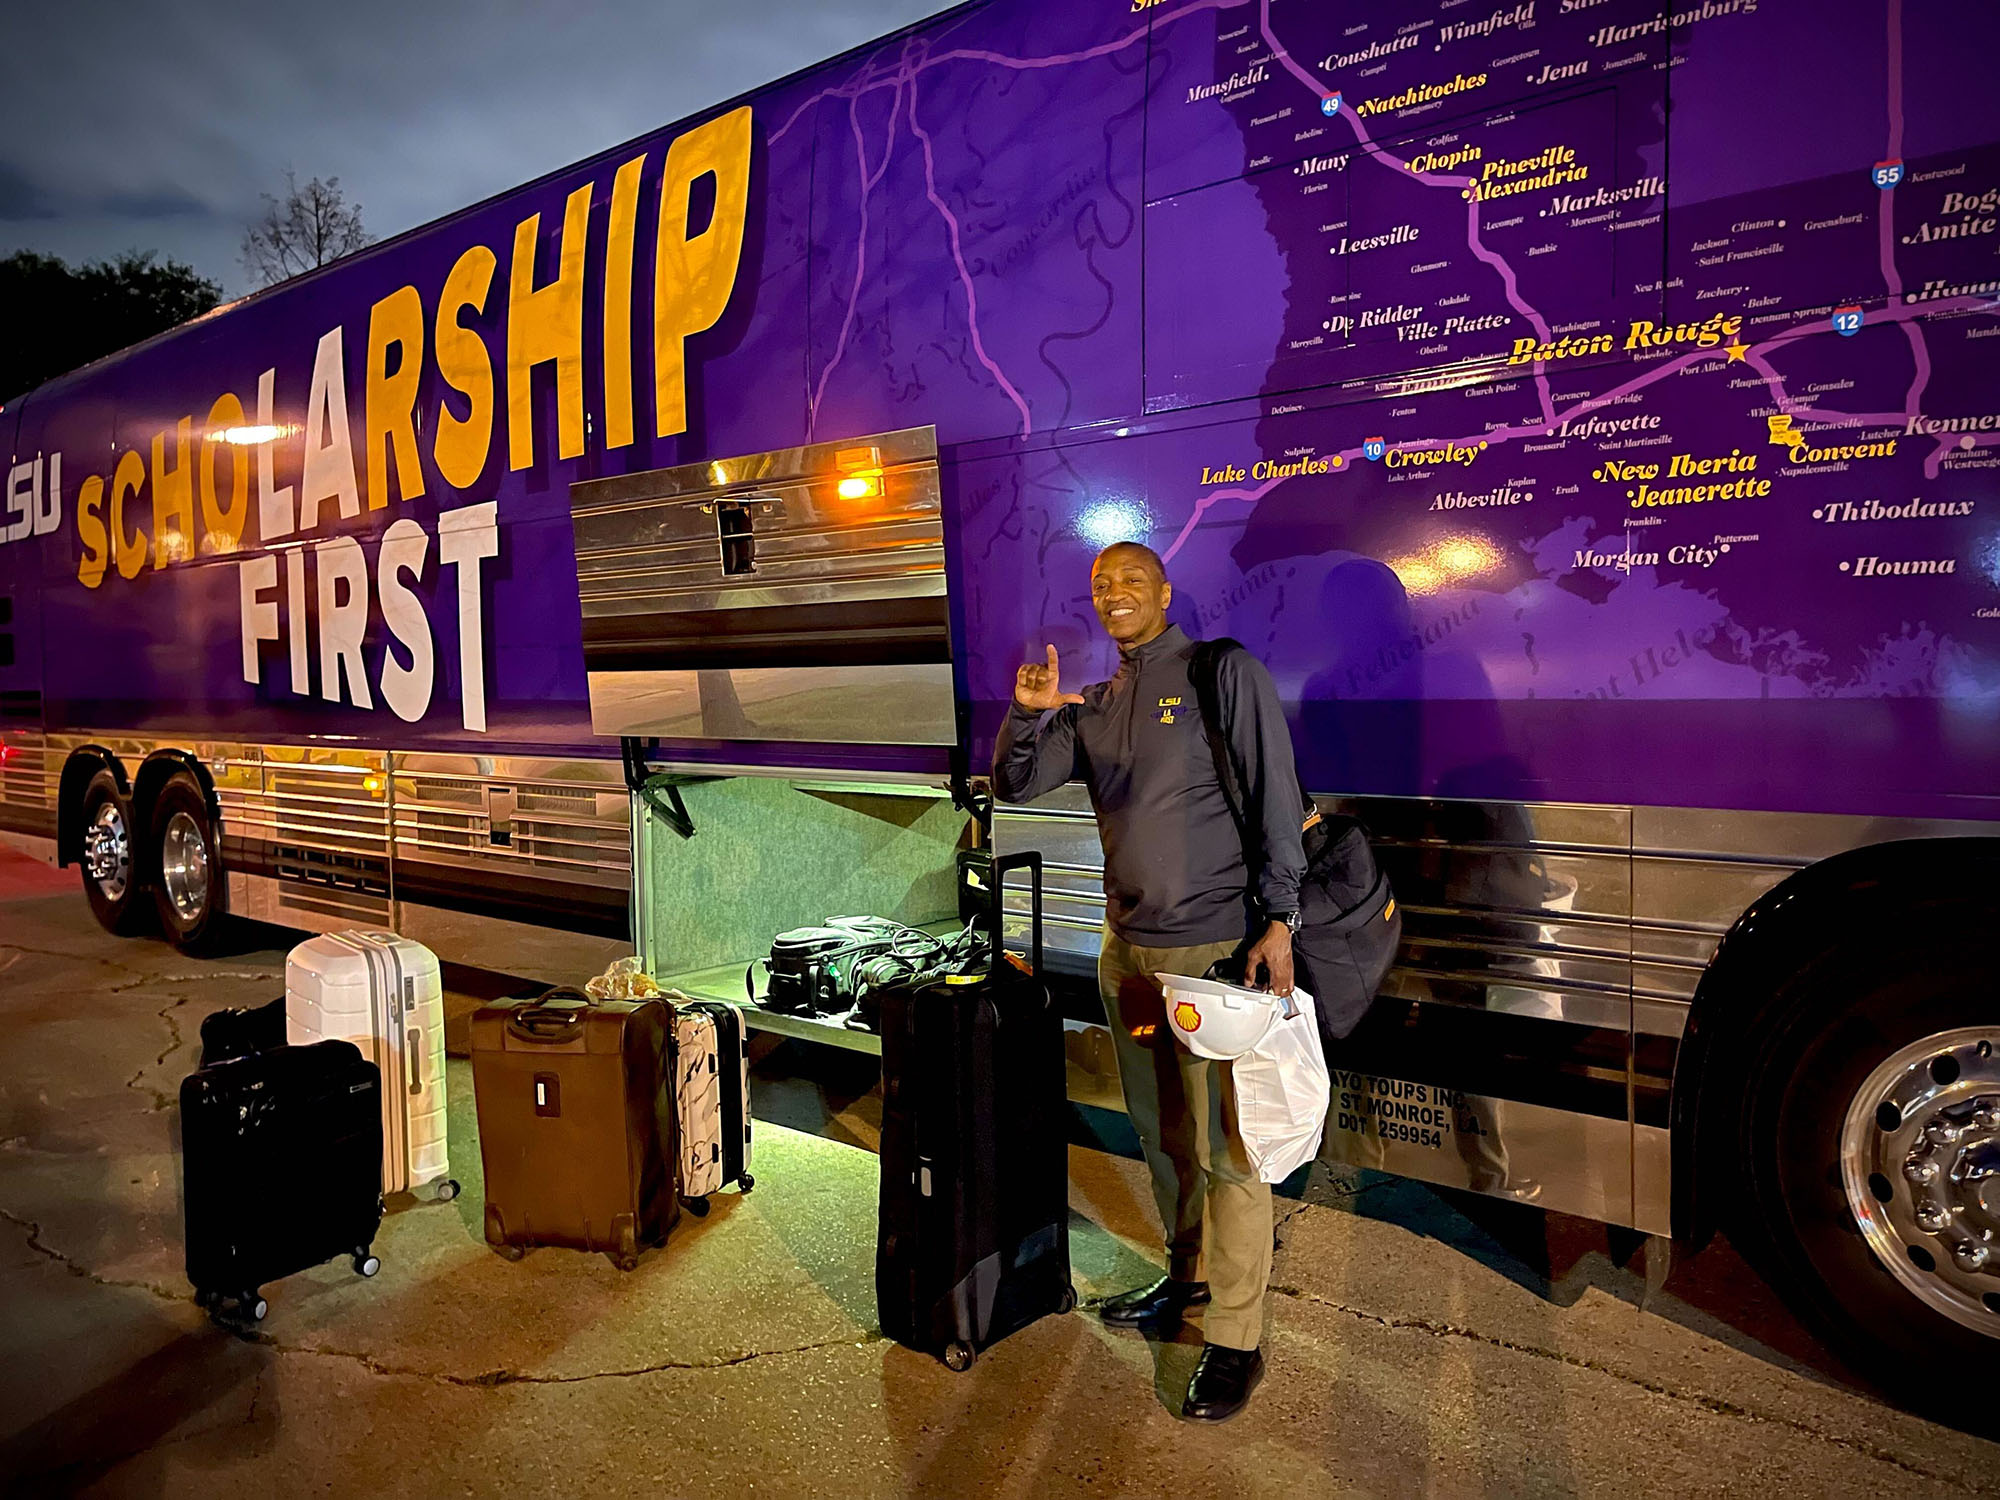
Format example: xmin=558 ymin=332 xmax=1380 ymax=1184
xmin=669 ymin=996 xmax=755 ymax=1213
xmin=286 ymin=931 xmax=458 ymax=1202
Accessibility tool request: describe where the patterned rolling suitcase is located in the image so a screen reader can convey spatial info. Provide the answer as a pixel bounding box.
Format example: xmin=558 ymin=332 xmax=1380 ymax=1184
xmin=876 ymin=853 xmax=1075 ymax=1371
xmin=670 ymin=997 xmax=755 ymax=1213
xmin=286 ymin=931 xmax=458 ymax=1202
xmin=471 ymin=989 xmax=681 ymax=1268
xmin=181 ymin=1039 xmax=386 ymax=1325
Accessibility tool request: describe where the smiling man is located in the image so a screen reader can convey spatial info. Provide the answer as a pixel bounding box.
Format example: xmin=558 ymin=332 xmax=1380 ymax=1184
xmin=992 ymin=540 xmax=1307 ymax=1422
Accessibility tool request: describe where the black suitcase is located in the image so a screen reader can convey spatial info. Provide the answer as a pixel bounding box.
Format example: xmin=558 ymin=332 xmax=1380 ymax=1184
xmin=876 ymin=851 xmax=1074 ymax=1370
xmin=181 ymin=1039 xmax=387 ymax=1322
xmin=197 ymin=995 xmax=288 ymax=1066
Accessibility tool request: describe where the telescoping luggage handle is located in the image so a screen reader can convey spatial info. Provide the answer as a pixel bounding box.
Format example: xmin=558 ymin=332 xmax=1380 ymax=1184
xmin=991 ymin=851 xmax=1043 ymax=979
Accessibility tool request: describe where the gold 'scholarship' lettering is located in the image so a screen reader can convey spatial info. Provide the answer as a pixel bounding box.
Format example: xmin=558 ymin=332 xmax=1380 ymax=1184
xmin=65 ymin=105 xmax=754 ymax=594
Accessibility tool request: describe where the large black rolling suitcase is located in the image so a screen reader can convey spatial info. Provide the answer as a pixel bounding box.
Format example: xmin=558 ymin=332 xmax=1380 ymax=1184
xmin=181 ymin=1039 xmax=387 ymax=1323
xmin=876 ymin=851 xmax=1075 ymax=1371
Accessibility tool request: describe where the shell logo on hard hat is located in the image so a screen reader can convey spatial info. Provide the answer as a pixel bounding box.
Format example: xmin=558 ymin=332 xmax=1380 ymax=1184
xmin=1172 ymin=1000 xmax=1202 ymax=1033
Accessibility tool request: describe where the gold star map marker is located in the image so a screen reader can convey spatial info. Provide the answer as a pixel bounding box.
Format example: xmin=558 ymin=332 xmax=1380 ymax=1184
xmin=1724 ymin=340 xmax=1750 ymax=362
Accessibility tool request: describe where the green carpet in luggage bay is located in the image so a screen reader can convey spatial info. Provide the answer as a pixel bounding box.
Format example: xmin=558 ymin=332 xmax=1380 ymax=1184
xmin=638 ymin=777 xmax=968 ymax=978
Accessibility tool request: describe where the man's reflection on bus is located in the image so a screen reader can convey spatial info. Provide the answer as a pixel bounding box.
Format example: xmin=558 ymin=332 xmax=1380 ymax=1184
xmin=1295 ymin=556 xmax=1563 ymax=1203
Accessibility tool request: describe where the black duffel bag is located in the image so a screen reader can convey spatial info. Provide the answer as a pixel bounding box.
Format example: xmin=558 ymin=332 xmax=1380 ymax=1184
xmin=197 ymin=996 xmax=288 ymax=1067
xmin=1190 ymin=639 xmax=1403 ymax=1044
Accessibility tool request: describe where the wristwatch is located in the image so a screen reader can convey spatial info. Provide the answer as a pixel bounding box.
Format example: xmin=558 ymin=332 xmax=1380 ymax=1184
xmin=1268 ymin=908 xmax=1302 ymax=934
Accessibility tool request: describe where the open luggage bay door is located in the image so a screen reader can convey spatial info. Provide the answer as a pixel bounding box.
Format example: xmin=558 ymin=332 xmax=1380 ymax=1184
xmin=567 ymin=427 xmax=954 ymax=750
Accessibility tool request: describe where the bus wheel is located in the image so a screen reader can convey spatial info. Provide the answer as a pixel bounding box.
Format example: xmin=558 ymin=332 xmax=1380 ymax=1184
xmin=1737 ymin=935 xmax=1997 ymax=1423
xmin=78 ymin=771 xmax=147 ymax=936
xmin=149 ymin=775 xmax=225 ymax=953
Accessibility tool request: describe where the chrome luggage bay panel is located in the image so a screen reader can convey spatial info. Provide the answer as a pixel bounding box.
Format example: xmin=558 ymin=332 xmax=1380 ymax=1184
xmin=988 ymin=787 xmax=1999 ymax=1233
xmin=567 ymin=426 xmax=955 ymax=745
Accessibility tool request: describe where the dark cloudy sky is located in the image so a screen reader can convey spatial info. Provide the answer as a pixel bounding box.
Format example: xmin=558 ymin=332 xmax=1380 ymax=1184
xmin=0 ymin=0 xmax=944 ymax=297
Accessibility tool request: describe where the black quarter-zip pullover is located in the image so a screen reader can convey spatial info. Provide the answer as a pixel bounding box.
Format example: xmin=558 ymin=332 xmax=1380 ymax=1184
xmin=991 ymin=625 xmax=1306 ymax=947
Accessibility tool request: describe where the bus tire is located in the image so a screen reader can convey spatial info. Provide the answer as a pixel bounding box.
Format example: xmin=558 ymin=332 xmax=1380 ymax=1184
xmin=78 ymin=771 xmax=147 ymax=937
xmin=1733 ymin=927 xmax=1997 ymax=1425
xmin=148 ymin=775 xmax=227 ymax=954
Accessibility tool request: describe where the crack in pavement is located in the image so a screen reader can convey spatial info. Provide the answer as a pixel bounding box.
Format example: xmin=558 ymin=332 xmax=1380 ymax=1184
xmin=0 ymin=942 xmax=146 ymax=976
xmin=125 ymin=995 xmax=200 ymax=1111
xmin=102 ymin=970 xmax=281 ymax=1109
xmin=4 ymin=1206 xmax=887 ymax=1395
xmin=1268 ymin=1282 xmax=1981 ymax=1490
xmin=238 ymin=1329 xmax=891 ymax=1388
xmin=0 ymin=1206 xmax=185 ymax=1306
xmin=106 ymin=970 xmax=283 ymax=996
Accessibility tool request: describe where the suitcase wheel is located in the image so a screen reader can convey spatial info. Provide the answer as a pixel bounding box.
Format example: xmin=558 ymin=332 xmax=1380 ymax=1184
xmin=353 ymin=1252 xmax=382 ymax=1279
xmin=681 ymin=1195 xmax=711 ymax=1218
xmin=739 ymin=1173 xmax=755 ymax=1193
xmin=495 ymin=1244 xmax=527 ymax=1262
xmin=434 ymin=1179 xmax=461 ymax=1203
xmin=206 ymin=1290 xmax=267 ymax=1325
xmin=1057 ymin=1285 xmax=1077 ymax=1315
xmin=611 ymin=1253 xmax=640 ymax=1272
xmin=943 ymin=1341 xmax=977 ymax=1373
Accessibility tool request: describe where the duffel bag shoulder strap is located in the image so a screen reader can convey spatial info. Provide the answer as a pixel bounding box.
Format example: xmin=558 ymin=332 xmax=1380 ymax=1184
xmin=1190 ymin=638 xmax=1321 ymax=846
xmin=1188 ymin=639 xmax=1255 ymax=856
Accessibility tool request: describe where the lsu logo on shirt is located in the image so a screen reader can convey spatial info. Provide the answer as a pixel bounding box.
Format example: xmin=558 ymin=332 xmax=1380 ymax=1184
xmin=1157 ymin=695 xmax=1181 ymax=725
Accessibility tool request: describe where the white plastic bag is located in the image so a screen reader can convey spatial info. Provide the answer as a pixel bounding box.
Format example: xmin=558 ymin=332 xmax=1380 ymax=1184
xmin=584 ymin=955 xmax=663 ymax=1000
xmin=1229 ymin=986 xmax=1332 ymax=1183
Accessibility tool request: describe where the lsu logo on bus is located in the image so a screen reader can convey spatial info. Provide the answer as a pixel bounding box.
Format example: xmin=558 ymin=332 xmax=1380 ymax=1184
xmin=39 ymin=108 xmax=753 ymax=733
xmin=1 ymin=455 xmax=63 ymax=545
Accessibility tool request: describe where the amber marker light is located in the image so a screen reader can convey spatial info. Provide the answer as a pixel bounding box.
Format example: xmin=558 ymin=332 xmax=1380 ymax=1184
xmin=833 ymin=444 xmax=885 ymax=500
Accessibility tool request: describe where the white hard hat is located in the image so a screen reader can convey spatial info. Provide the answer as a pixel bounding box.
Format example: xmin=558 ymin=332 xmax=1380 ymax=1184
xmin=1160 ymin=972 xmax=1298 ymax=1061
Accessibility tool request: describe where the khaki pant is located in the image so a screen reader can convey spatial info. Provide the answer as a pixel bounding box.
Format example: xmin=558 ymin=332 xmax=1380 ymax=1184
xmin=1098 ymin=927 xmax=1272 ymax=1352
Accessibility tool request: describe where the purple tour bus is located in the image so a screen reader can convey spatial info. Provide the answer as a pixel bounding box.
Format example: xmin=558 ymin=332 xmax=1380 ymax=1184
xmin=1 ymin=0 xmax=1996 ymax=1410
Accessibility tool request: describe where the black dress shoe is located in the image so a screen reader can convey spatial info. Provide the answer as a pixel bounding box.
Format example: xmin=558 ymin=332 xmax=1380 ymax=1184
xmin=1182 ymin=1343 xmax=1264 ymax=1422
xmin=1099 ymin=1276 xmax=1211 ymax=1327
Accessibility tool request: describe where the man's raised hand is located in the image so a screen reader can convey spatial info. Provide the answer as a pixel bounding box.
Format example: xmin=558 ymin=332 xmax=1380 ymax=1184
xmin=1014 ymin=645 xmax=1087 ymax=712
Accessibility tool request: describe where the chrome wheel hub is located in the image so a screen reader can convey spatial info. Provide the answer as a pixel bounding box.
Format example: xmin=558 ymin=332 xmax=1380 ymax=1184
xmin=1841 ymin=1028 xmax=2000 ymax=1336
xmin=159 ymin=810 xmax=209 ymax=921
xmin=83 ymin=802 xmax=130 ymax=901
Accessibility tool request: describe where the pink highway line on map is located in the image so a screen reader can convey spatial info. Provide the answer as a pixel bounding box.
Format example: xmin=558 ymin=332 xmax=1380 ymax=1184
xmin=807 ymin=87 xmax=903 ymax=438
xmin=1253 ymin=0 xmax=1558 ymax=427
xmin=906 ymin=68 xmax=1035 ymax=438
xmin=1879 ymin=0 xmax=1935 ymax=424
xmin=1159 ymin=293 xmax=1995 ymax=563
xmin=770 ymin=1 xmax=1241 ymax=437
xmin=767 ymin=0 xmax=1234 ymax=146
xmin=1928 ymin=430 xmax=2000 ymax=479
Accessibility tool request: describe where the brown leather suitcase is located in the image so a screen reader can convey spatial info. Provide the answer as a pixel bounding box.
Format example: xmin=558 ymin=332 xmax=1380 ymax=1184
xmin=470 ymin=989 xmax=680 ymax=1268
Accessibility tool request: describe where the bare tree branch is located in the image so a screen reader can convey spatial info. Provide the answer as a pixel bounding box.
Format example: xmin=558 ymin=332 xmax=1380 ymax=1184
xmin=240 ymin=170 xmax=372 ymax=288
